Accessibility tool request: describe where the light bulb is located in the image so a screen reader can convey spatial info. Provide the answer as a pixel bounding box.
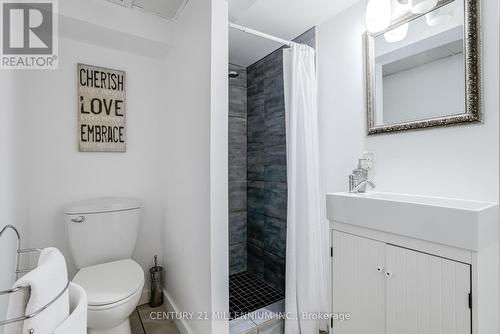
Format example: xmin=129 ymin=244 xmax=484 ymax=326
xmin=409 ymin=0 xmax=438 ymax=14
xmin=426 ymin=11 xmax=452 ymax=26
xmin=384 ymin=23 xmax=409 ymax=42
xmin=366 ymin=0 xmax=392 ymax=33
xmin=391 ymin=0 xmax=411 ymax=20
xmin=425 ymin=5 xmax=455 ymax=26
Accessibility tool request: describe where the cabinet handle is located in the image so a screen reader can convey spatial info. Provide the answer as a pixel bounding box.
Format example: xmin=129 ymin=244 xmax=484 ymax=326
xmin=385 ymin=270 xmax=393 ymax=278
xmin=376 ymin=266 xmax=384 ymax=273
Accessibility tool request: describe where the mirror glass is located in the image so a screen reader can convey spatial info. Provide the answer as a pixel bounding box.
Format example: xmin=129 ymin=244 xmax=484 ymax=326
xmin=371 ymin=0 xmax=465 ymax=126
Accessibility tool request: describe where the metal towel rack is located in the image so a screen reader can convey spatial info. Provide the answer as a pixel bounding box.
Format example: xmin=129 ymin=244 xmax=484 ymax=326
xmin=0 ymin=225 xmax=70 ymax=331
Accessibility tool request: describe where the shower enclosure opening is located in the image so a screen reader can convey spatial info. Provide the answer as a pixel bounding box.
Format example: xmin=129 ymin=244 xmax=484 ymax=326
xmin=227 ymin=27 xmax=316 ymax=327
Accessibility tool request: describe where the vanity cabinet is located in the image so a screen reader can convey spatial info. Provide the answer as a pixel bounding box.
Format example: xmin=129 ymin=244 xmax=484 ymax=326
xmin=333 ymin=231 xmax=471 ymax=334
xmin=327 ymin=192 xmax=499 ymax=334
xmin=333 ymin=231 xmax=385 ymax=334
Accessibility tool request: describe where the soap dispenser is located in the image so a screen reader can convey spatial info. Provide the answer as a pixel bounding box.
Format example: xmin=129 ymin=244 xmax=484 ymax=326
xmin=352 ymin=159 xmax=368 ymax=192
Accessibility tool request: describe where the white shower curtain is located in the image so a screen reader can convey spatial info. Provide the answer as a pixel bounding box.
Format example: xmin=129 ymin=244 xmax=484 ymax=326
xmin=283 ymin=43 xmax=329 ymax=334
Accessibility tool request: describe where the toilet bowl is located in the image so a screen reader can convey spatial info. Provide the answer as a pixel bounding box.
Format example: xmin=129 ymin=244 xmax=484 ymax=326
xmin=73 ymin=259 xmax=145 ymax=334
xmin=65 ymin=197 xmax=143 ymax=334
xmin=87 ymin=288 xmax=142 ymax=334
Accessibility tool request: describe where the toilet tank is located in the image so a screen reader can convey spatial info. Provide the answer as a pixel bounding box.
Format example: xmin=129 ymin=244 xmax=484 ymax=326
xmin=65 ymin=197 xmax=141 ymax=270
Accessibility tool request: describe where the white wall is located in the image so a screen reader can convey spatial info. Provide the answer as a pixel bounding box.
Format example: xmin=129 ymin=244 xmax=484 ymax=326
xmin=318 ymin=0 xmax=499 ymax=332
xmin=0 ymin=71 xmax=20 ymax=334
xmin=209 ymin=0 xmax=230 ymax=333
xmin=10 ymin=36 xmax=166 ymax=292
xmin=161 ymin=0 xmax=228 ymax=333
xmin=366 ymin=0 xmax=499 ymax=203
xmin=1 ymin=2 xmax=229 ymax=333
xmin=0 ymin=0 xmax=228 ymax=332
xmin=317 ymin=0 xmax=367 ymax=196
xmin=318 ymin=0 xmax=499 ymax=203
xmin=0 ymin=0 xmax=179 ymax=307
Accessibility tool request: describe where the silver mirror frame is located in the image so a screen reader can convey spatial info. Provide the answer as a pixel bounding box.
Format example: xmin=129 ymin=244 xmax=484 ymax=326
xmin=364 ymin=0 xmax=482 ymax=135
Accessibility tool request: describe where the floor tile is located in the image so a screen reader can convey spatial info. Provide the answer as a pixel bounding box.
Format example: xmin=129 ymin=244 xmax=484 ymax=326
xmin=229 ymin=316 xmax=257 ymax=334
xmin=257 ymin=319 xmax=284 ymax=334
xmin=135 ymin=303 xmax=180 ymax=334
xmin=247 ymin=300 xmax=285 ymax=326
xmin=130 ymin=309 xmax=145 ymax=334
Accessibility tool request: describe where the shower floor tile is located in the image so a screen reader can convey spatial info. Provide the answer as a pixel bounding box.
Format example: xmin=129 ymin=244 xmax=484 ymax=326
xmin=229 ymin=271 xmax=284 ymax=320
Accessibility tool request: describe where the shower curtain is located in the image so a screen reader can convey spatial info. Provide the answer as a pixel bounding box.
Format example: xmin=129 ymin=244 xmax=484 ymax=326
xmin=283 ymin=43 xmax=329 ymax=334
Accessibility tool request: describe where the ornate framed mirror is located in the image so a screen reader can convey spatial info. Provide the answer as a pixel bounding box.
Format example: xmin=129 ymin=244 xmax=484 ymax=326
xmin=364 ymin=0 xmax=481 ymax=135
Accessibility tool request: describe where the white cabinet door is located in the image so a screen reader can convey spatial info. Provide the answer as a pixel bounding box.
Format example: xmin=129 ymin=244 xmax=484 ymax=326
xmin=333 ymin=231 xmax=386 ymax=334
xmin=385 ymin=245 xmax=471 ymax=334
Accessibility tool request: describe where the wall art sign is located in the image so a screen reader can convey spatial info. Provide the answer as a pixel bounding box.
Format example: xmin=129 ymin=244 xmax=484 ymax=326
xmin=77 ymin=63 xmax=126 ymax=152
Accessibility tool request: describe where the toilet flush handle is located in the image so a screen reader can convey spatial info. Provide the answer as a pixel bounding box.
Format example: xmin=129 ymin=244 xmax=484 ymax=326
xmin=70 ymin=216 xmax=86 ymax=223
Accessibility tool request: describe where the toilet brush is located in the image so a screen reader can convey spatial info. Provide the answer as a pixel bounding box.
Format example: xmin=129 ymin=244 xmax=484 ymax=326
xmin=149 ymin=255 xmax=164 ymax=307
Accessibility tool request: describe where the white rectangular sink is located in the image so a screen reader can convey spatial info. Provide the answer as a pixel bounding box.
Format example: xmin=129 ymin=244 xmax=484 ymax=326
xmin=326 ymin=192 xmax=498 ymax=251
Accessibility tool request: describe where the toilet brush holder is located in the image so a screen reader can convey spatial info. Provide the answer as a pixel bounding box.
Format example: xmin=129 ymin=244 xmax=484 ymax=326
xmin=149 ymin=255 xmax=163 ymax=307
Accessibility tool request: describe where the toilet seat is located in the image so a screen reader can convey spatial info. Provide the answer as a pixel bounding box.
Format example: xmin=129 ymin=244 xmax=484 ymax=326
xmin=73 ymin=259 xmax=144 ymax=308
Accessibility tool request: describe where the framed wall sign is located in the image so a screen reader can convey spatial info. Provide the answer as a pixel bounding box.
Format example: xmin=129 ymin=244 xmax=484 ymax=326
xmin=77 ymin=63 xmax=126 ymax=152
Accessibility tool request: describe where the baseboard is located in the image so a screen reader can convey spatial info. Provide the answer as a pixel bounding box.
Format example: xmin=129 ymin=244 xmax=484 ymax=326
xmin=163 ymin=289 xmax=193 ymax=334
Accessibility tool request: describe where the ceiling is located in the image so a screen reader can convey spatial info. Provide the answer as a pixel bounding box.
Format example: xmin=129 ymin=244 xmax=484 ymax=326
xmin=229 ymin=0 xmax=362 ymax=67
xmin=106 ymin=0 xmax=188 ymax=20
xmin=133 ymin=0 xmax=187 ymax=19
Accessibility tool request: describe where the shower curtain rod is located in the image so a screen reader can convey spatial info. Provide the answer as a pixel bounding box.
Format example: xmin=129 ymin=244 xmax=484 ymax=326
xmin=229 ymin=22 xmax=293 ymax=47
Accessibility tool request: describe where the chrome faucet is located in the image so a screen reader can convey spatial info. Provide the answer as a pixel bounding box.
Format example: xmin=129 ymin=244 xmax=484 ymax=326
xmin=348 ymin=158 xmax=376 ymax=193
xmin=349 ymin=178 xmax=376 ymax=193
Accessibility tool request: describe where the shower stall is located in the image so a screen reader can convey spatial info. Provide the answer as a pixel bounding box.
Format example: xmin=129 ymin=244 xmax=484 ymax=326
xmin=228 ymin=27 xmax=316 ymax=322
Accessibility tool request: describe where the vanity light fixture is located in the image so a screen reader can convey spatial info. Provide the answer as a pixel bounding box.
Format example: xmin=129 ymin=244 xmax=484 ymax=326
xmin=365 ymin=0 xmax=392 ymax=33
xmin=409 ymin=0 xmax=438 ymax=14
xmin=384 ymin=23 xmax=409 ymax=42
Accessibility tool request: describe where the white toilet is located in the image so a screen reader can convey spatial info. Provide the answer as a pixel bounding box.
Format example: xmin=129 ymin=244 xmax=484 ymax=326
xmin=65 ymin=198 xmax=145 ymax=334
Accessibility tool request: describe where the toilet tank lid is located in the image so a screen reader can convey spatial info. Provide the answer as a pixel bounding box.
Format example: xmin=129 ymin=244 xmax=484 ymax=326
xmin=64 ymin=197 xmax=140 ymax=215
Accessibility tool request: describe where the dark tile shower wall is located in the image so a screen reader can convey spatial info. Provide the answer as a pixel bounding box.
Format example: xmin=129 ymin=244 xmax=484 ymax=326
xmin=229 ymin=64 xmax=248 ymax=274
xmin=246 ymin=28 xmax=316 ymax=292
